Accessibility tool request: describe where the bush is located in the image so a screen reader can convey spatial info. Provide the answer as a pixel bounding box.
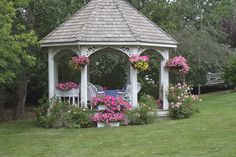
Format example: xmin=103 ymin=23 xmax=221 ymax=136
xmin=35 ymin=98 xmax=94 ymax=128
xmin=167 ymin=83 xmax=201 ymax=119
xmin=126 ymin=95 xmax=158 ymax=125
xmin=224 ymin=57 xmax=236 ymax=89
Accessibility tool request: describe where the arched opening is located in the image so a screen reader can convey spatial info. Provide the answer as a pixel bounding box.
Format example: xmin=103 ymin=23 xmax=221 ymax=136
xmin=139 ymin=49 xmax=163 ymax=98
xmin=88 ymin=48 xmax=129 ymax=90
xmin=54 ymin=49 xmax=80 ymax=84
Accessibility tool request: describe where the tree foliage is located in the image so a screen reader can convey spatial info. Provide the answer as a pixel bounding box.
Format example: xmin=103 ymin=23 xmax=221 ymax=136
xmin=224 ymin=56 xmax=236 ymax=88
xmin=0 ymin=0 xmax=37 ymax=85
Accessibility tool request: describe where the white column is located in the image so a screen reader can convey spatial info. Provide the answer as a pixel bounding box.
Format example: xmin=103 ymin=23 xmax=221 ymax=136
xmin=127 ymin=65 xmax=131 ymax=84
xmin=130 ymin=47 xmax=138 ymax=108
xmin=80 ymin=47 xmax=88 ymax=107
xmin=130 ymin=65 xmax=138 ymax=108
xmin=54 ymin=62 xmax=58 ymax=84
xmin=160 ymin=50 xmax=169 ymax=110
xmin=48 ymin=48 xmax=57 ymax=99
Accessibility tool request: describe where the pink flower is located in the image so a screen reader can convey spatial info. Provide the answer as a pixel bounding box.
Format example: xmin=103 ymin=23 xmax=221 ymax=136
xmin=56 ymin=82 xmax=79 ymax=91
xmin=71 ymin=55 xmax=89 ymax=66
xmin=129 ymin=55 xmax=150 ymax=63
xmin=166 ymin=56 xmax=190 ymax=74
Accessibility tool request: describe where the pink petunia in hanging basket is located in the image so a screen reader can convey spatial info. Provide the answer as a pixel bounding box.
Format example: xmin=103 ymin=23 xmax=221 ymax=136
xmin=70 ymin=55 xmax=89 ymax=70
xmin=129 ymin=54 xmax=150 ymax=72
xmin=165 ymin=56 xmax=190 ymax=74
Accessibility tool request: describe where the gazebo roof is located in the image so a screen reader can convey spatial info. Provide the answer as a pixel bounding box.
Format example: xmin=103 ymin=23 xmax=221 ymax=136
xmin=40 ymin=0 xmax=177 ymax=47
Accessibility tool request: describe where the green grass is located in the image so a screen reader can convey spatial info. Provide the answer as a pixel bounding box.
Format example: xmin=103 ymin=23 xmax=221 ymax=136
xmin=0 ymin=91 xmax=236 ymax=157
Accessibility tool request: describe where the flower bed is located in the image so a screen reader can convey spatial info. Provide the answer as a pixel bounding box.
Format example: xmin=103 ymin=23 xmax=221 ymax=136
xmin=166 ymin=56 xmax=189 ymax=74
xmin=129 ymin=55 xmax=150 ymax=72
xmin=70 ymin=55 xmax=89 ymax=70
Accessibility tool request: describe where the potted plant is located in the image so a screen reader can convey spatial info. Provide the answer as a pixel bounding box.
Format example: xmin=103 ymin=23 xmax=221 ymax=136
xmin=91 ymin=97 xmax=106 ymax=111
xmin=165 ymin=56 xmax=190 ymax=74
xmin=91 ymin=96 xmax=132 ymax=127
xmin=129 ymin=54 xmax=150 ymax=72
xmin=55 ymin=82 xmax=79 ymax=96
xmin=70 ymin=55 xmax=89 ymax=70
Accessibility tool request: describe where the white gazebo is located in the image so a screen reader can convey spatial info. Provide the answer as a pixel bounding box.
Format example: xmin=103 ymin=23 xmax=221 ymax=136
xmin=40 ymin=0 xmax=178 ymax=110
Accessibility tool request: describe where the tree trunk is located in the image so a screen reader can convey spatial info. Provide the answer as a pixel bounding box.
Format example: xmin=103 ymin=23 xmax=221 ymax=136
xmin=12 ymin=75 xmax=30 ymax=120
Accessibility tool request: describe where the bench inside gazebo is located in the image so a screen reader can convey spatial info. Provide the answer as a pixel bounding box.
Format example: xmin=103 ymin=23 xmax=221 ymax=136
xmin=40 ymin=0 xmax=177 ymax=110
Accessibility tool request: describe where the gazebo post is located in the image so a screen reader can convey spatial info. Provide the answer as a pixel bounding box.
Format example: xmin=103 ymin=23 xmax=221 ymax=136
xmin=48 ymin=48 xmax=57 ymax=99
xmin=130 ymin=48 xmax=138 ymax=108
xmin=54 ymin=62 xmax=58 ymax=84
xmin=80 ymin=47 xmax=88 ymax=108
xmin=130 ymin=65 xmax=138 ymax=108
xmin=127 ymin=64 xmax=131 ymax=84
xmin=160 ymin=50 xmax=169 ymax=110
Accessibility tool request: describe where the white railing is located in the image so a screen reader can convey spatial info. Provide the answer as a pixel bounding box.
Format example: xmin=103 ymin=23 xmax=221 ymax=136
xmin=55 ymin=88 xmax=80 ymax=107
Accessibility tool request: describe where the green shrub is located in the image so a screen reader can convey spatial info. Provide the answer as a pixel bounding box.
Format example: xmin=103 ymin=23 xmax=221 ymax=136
xmin=35 ymin=98 xmax=94 ymax=128
xmin=167 ymin=83 xmax=200 ymax=119
xmin=126 ymin=95 xmax=158 ymax=125
xmin=224 ymin=57 xmax=236 ymax=88
xmin=68 ymin=107 xmax=95 ymax=128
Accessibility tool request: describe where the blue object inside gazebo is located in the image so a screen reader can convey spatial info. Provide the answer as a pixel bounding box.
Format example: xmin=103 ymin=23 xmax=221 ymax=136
xmin=104 ymin=90 xmax=118 ymax=97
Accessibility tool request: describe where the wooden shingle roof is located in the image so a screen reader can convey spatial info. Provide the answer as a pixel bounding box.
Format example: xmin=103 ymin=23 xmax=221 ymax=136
xmin=40 ymin=0 xmax=177 ymax=47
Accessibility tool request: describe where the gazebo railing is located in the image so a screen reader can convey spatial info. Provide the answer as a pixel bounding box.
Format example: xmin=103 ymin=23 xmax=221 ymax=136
xmin=55 ymin=88 xmax=80 ymax=107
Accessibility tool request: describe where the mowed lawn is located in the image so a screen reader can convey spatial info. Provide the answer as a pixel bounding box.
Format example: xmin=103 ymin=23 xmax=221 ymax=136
xmin=0 ymin=92 xmax=236 ymax=157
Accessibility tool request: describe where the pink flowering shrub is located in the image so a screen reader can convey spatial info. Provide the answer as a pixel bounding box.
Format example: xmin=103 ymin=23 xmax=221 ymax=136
xmin=166 ymin=56 xmax=190 ymax=74
xmin=91 ymin=96 xmax=132 ymax=125
xmin=167 ymin=83 xmax=201 ymax=119
xmin=56 ymin=82 xmax=79 ymax=91
xmin=129 ymin=54 xmax=150 ymax=72
xmin=70 ymin=55 xmax=89 ymax=70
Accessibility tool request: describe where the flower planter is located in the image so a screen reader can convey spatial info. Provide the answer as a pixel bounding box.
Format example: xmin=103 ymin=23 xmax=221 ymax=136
xmin=97 ymin=105 xmax=107 ymax=111
xmin=55 ymin=88 xmax=80 ymax=97
xmin=97 ymin=122 xmax=120 ymax=128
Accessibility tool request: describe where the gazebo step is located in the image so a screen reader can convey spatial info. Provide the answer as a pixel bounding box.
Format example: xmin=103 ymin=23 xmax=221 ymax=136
xmin=157 ymin=110 xmax=169 ymax=118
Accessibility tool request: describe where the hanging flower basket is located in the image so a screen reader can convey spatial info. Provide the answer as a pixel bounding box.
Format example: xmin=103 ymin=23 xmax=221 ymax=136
xmin=165 ymin=56 xmax=190 ymax=74
xmin=129 ymin=55 xmax=150 ymax=72
xmin=70 ymin=55 xmax=89 ymax=70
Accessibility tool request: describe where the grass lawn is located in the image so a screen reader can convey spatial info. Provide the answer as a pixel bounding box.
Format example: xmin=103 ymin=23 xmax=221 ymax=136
xmin=0 ymin=92 xmax=236 ymax=157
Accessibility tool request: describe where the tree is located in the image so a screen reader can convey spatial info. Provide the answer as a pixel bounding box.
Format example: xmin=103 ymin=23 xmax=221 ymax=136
xmin=0 ymin=0 xmax=37 ymax=120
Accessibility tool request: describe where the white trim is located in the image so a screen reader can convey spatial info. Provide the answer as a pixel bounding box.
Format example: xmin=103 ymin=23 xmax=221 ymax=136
xmin=40 ymin=41 xmax=177 ymax=48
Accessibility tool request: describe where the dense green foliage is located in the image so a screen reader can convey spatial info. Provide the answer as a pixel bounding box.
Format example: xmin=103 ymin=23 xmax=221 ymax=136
xmin=35 ymin=98 xmax=94 ymax=128
xmin=224 ymin=57 xmax=236 ymax=88
xmin=126 ymin=95 xmax=158 ymax=125
xmin=0 ymin=0 xmax=37 ymax=85
xmin=1 ymin=92 xmax=236 ymax=156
